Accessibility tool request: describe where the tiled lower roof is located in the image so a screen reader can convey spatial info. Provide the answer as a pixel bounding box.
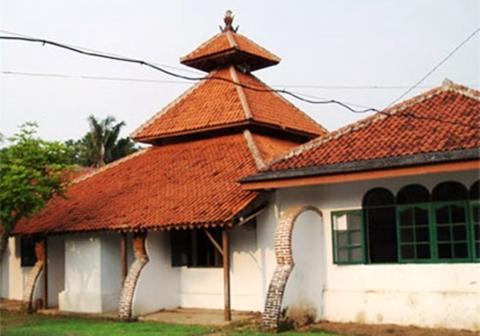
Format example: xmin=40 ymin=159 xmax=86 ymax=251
xmin=262 ymin=81 xmax=480 ymax=174
xmin=13 ymin=133 xmax=299 ymax=235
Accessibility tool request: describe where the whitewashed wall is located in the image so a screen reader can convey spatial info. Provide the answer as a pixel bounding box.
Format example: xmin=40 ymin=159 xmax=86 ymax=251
xmin=176 ymin=217 xmax=275 ymax=312
xmin=177 ymin=218 xmax=276 ymax=312
xmin=0 ymin=237 xmax=30 ymax=300
xmin=133 ymin=231 xmax=179 ymax=315
xmin=59 ymin=233 xmax=122 ymax=313
xmin=276 ymin=170 xmax=480 ymax=331
xmin=282 ymin=210 xmax=325 ymax=319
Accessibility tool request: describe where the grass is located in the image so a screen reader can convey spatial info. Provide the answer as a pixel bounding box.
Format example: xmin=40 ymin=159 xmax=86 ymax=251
xmin=0 ymin=310 xmax=343 ymax=336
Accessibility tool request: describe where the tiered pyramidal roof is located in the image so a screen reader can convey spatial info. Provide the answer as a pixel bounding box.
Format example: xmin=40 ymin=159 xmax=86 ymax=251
xmin=14 ymin=12 xmax=327 ymax=235
xmin=132 ymin=11 xmax=325 ymax=143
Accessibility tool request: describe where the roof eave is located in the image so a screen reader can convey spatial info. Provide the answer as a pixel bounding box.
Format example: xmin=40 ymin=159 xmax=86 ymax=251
xmin=241 ymin=148 xmax=480 ymax=187
xmin=133 ymin=120 xmax=322 ymax=144
xmin=181 ymin=49 xmax=280 ymax=72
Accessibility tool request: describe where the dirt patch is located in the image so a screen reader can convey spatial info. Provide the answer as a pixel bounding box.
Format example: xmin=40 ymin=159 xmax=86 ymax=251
xmin=305 ymin=320 xmax=479 ymax=336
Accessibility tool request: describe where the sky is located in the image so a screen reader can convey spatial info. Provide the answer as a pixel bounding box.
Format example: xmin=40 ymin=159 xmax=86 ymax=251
xmin=0 ymin=0 xmax=479 ymax=142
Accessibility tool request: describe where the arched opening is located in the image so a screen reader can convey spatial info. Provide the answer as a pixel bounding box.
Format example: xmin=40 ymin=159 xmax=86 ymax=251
xmin=432 ymin=181 xmax=469 ymax=260
xmin=470 ymin=180 xmax=479 ymax=200
xmin=363 ymin=188 xmax=397 ymax=263
xmin=263 ymin=205 xmax=322 ymax=330
xmin=282 ymin=208 xmax=325 ymax=323
xmin=432 ymin=181 xmax=468 ymax=201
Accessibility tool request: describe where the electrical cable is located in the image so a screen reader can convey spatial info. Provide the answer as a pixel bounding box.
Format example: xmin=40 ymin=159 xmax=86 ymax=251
xmin=5 ymin=70 xmax=478 ymax=90
xmin=0 ymin=35 xmax=379 ymax=114
xmin=387 ymin=27 xmax=480 ymax=106
xmin=0 ymin=34 xmax=478 ymax=130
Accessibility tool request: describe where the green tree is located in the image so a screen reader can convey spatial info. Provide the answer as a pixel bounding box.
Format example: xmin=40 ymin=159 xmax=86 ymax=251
xmin=0 ymin=123 xmax=72 ymax=259
xmin=66 ymin=115 xmax=137 ymax=167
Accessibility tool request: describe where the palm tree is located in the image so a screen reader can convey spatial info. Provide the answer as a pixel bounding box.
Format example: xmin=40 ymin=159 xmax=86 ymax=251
xmin=65 ymin=116 xmax=137 ymax=167
xmin=86 ymin=115 xmax=126 ymax=167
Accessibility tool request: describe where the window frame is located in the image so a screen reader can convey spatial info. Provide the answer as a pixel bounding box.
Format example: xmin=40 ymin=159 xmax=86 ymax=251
xmin=332 ymin=201 xmax=479 ymax=265
xmin=469 ymin=200 xmax=480 ymax=261
xmin=331 ymin=209 xmax=366 ymax=265
xmin=396 ymin=202 xmax=434 ymax=263
xmin=20 ymin=237 xmax=37 ymax=267
xmin=431 ymin=200 xmax=472 ymax=263
xmin=170 ymin=228 xmax=223 ymax=268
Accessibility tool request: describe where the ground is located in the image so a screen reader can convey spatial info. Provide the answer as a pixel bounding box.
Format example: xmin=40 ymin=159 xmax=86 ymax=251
xmin=0 ymin=310 xmax=478 ymax=336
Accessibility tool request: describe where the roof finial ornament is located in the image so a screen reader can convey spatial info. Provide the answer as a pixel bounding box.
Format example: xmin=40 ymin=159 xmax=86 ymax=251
xmin=220 ymin=10 xmax=239 ymax=33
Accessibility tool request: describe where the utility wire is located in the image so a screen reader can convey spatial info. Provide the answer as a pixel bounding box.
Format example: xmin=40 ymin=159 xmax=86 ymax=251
xmin=0 ymin=34 xmax=477 ymax=130
xmin=388 ymin=27 xmax=480 ymax=106
xmin=4 ymin=70 xmax=477 ymax=90
xmin=0 ymin=34 xmax=379 ymax=114
xmin=0 ymin=29 xmax=203 ymax=76
xmin=1 ymin=70 xmax=191 ymax=85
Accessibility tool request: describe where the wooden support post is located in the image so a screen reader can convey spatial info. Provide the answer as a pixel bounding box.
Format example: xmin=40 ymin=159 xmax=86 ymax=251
xmin=120 ymin=232 xmax=128 ymax=283
xmin=43 ymin=238 xmax=48 ymax=309
xmin=222 ymin=228 xmax=231 ymax=322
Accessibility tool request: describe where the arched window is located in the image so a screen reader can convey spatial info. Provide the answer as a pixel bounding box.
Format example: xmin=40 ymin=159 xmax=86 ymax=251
xmin=363 ymin=188 xmax=397 ymax=263
xmin=363 ymin=188 xmax=394 ymax=207
xmin=432 ymin=181 xmax=468 ymax=201
xmin=470 ymin=180 xmax=479 ymax=260
xmin=396 ymin=185 xmax=431 ymax=261
xmin=397 ymin=185 xmax=430 ymax=204
xmin=432 ymin=181 xmax=469 ymax=260
xmin=470 ymin=181 xmax=479 ymax=200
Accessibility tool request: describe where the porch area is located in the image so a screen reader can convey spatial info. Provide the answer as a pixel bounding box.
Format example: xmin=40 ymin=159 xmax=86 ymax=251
xmin=139 ymin=308 xmax=258 ymax=326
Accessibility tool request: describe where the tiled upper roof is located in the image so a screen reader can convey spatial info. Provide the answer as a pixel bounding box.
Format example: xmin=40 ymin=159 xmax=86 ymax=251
xmin=132 ymin=66 xmax=326 ymax=143
xmin=13 ymin=133 xmax=299 ymax=235
xmin=265 ymin=81 xmax=480 ymax=173
xmin=180 ymin=31 xmax=280 ymax=72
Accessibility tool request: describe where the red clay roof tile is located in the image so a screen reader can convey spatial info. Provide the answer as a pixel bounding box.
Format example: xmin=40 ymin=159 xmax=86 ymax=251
xmin=13 ymin=133 xmax=298 ymax=235
xmin=267 ymin=82 xmax=480 ymax=172
xmin=132 ymin=66 xmax=326 ymax=142
xmin=180 ymin=31 xmax=280 ymax=72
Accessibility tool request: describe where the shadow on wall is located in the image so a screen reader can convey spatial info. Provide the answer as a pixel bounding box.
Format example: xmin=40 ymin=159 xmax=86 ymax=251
xmin=65 ymin=237 xmax=100 ymax=296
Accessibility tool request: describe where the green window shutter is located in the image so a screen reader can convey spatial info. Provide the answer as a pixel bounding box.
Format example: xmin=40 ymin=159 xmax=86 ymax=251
xmin=397 ymin=204 xmax=432 ymax=262
xmin=433 ymin=201 xmax=471 ymax=262
xmin=331 ymin=210 xmax=365 ymax=264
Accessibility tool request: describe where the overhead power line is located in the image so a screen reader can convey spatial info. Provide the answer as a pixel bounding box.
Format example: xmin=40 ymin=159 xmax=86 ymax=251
xmin=0 ymin=29 xmax=203 ymax=76
xmin=388 ymin=27 xmax=480 ymax=106
xmin=0 ymin=32 xmax=477 ymax=130
xmin=0 ymin=70 xmax=191 ymax=85
xmin=4 ymin=70 xmax=478 ymax=90
xmin=0 ymin=34 xmax=380 ymax=114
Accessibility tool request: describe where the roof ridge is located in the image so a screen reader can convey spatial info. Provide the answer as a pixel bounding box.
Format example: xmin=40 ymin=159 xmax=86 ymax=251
xmin=130 ymin=72 xmax=215 ymax=140
xmin=226 ymin=31 xmax=238 ymax=49
xmin=235 ymin=32 xmax=281 ymax=62
xmin=243 ymin=129 xmax=266 ymax=170
xmin=180 ymin=33 xmax=225 ymax=62
xmin=249 ymin=73 xmax=328 ymax=134
xmin=441 ymin=78 xmax=480 ymax=101
xmin=267 ymin=80 xmax=479 ymax=168
xmin=230 ymin=66 xmax=253 ymax=119
xmin=72 ymin=147 xmax=151 ymax=184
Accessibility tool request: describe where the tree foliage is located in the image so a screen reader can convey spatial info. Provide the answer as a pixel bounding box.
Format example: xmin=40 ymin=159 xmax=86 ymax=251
xmin=0 ymin=123 xmax=72 ymax=233
xmin=66 ymin=115 xmax=137 ymax=167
